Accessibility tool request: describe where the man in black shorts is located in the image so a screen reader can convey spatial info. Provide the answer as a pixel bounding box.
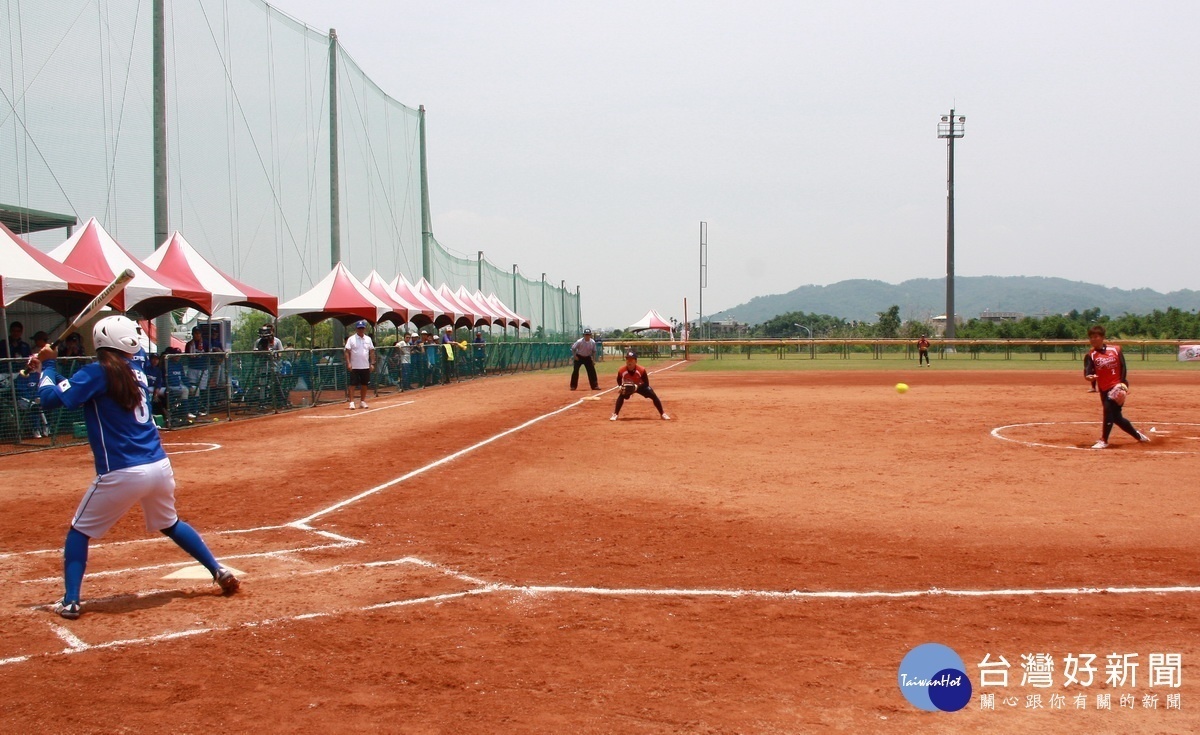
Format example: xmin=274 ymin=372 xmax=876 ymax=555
xmin=344 ymin=320 xmax=376 ymax=409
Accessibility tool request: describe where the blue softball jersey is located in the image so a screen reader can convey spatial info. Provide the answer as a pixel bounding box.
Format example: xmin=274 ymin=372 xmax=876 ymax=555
xmin=38 ymin=352 xmax=167 ymax=474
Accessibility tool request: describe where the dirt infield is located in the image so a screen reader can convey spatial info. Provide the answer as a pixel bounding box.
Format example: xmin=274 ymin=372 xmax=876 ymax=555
xmin=2 ymin=366 xmax=1198 ymax=733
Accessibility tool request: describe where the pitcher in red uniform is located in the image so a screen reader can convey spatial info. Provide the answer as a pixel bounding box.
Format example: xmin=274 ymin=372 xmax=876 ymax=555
xmin=1083 ymin=324 xmax=1150 ymax=450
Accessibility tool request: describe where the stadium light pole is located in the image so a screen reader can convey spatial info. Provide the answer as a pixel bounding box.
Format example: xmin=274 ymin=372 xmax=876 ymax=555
xmin=794 ymin=323 xmax=813 ymax=359
xmin=699 ymin=221 xmax=708 ymax=340
xmin=541 ymin=273 xmax=546 ymax=340
xmin=560 ymin=279 xmax=566 ymax=338
xmin=937 ymin=109 xmax=965 ymax=344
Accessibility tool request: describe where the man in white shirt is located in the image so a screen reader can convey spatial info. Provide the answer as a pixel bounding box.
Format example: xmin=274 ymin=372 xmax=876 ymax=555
xmin=344 ymin=320 xmax=376 ymax=409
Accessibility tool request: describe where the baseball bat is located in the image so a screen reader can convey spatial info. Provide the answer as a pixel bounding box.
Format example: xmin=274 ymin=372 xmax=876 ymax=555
xmin=53 ymin=268 xmax=136 ymax=346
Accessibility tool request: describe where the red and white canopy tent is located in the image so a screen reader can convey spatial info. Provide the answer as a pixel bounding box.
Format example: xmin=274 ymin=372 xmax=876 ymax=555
xmin=1 ymin=222 xmax=107 ymax=314
xmin=413 ymin=277 xmax=469 ymax=329
xmin=438 ymin=284 xmax=491 ymax=328
xmin=277 ymin=262 xmax=392 ymax=326
xmin=143 ymin=232 xmax=278 ymax=316
xmin=629 ymin=309 xmax=674 ymax=334
xmin=48 ymin=217 xmax=197 ymax=318
xmin=363 ymin=270 xmax=437 ymax=328
xmin=484 ymin=292 xmax=531 ymax=330
xmin=390 ymin=274 xmax=446 ymax=329
xmin=455 ymin=287 xmax=507 ymax=329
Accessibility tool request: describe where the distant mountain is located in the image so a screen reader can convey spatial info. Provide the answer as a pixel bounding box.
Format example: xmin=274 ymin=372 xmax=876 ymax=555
xmin=709 ymin=277 xmax=1200 ymax=325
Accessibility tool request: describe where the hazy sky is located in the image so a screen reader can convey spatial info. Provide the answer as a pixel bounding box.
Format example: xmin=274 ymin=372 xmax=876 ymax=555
xmin=269 ymin=0 xmax=1198 ymax=329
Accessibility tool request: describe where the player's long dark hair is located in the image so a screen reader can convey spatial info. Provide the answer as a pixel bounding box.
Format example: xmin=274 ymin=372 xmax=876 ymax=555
xmin=96 ymin=348 xmax=141 ymax=412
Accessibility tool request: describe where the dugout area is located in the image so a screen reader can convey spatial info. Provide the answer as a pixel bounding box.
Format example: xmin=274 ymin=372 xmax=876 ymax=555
xmin=2 ymin=365 xmax=1199 ymax=732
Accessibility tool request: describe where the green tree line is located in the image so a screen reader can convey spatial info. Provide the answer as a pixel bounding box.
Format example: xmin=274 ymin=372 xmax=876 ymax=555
xmin=743 ymin=306 xmax=1200 ymax=340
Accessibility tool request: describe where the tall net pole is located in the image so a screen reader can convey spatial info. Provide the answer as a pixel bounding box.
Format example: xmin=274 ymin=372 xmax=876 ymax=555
xmin=937 ymin=109 xmax=965 ymax=342
xmin=153 ymin=0 xmax=171 ymax=351
xmin=419 ymin=105 xmax=432 ymax=282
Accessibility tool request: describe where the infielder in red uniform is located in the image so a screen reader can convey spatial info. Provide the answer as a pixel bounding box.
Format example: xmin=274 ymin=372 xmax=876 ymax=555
xmin=1083 ymin=324 xmax=1149 ymax=449
xmin=611 ymin=351 xmax=669 ymax=421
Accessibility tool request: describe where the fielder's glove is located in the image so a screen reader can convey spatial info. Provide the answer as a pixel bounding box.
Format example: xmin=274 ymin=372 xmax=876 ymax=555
xmin=621 ymin=382 xmax=637 ymax=397
xmin=1107 ymin=383 xmax=1128 ymax=406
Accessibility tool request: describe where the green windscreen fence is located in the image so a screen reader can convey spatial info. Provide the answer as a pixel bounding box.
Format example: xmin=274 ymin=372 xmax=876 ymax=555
xmin=2 ymin=0 xmax=576 ymax=336
xmin=428 ymin=236 xmax=580 ymax=338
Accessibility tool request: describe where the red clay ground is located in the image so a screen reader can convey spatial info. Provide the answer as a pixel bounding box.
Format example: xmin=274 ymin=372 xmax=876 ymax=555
xmin=1 ymin=365 xmax=1198 ymax=733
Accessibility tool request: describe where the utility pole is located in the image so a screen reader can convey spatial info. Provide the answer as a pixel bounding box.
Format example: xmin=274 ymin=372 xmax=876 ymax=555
xmin=937 ymin=109 xmax=965 ymax=342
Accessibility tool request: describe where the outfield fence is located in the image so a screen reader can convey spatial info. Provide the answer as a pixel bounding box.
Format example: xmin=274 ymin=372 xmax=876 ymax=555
xmin=0 ymin=342 xmax=571 ymax=455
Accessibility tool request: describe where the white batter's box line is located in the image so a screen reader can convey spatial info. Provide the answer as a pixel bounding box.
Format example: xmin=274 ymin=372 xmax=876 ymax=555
xmin=300 ymin=400 xmax=414 ymax=419
xmin=286 ymin=522 xmax=365 ymax=545
xmin=50 ymin=623 xmax=89 ymax=652
xmin=366 ymin=556 xmax=494 ymax=586
xmin=0 ymin=523 xmax=296 ymax=560
xmin=362 ymin=588 xmax=493 ymax=611
xmin=17 ymin=541 xmax=358 ymax=585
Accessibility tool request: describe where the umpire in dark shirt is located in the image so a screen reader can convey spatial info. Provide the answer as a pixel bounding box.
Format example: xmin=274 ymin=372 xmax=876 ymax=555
xmin=569 ymin=328 xmax=601 ymax=390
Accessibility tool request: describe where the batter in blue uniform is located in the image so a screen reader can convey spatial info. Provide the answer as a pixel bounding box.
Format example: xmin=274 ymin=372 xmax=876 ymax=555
xmin=30 ymin=316 xmax=240 ymax=620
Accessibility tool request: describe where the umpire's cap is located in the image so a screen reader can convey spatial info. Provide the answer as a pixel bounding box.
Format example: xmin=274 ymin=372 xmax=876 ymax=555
xmin=355 ymin=320 xmax=368 ymax=329
xmin=625 ymin=350 xmax=637 ymax=359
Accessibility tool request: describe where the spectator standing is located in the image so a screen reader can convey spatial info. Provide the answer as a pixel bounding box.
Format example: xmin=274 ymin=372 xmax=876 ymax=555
xmin=344 ymin=320 xmax=376 ymax=409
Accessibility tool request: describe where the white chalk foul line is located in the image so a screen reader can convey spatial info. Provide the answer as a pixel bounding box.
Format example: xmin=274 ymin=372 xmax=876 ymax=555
xmin=9 ymin=567 xmax=1200 ymax=668
xmin=291 ymin=361 xmax=688 ymax=526
xmin=300 ymin=400 xmax=414 ymax=419
xmin=502 ymin=583 xmax=1200 ymax=600
xmin=18 ymin=540 xmax=359 ymax=585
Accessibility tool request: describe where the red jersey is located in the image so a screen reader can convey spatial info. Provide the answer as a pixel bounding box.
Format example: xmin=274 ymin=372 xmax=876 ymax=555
xmin=1084 ymin=344 xmax=1127 ymax=392
xmin=617 ymin=365 xmax=649 ymax=388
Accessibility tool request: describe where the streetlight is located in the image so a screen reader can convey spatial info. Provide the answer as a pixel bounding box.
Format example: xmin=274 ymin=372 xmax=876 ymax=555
xmin=794 ymin=323 xmax=813 ymax=359
xmin=937 ymin=108 xmax=965 ymax=345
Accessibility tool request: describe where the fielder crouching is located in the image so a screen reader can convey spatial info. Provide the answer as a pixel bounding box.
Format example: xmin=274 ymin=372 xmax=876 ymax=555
xmin=611 ymin=350 xmax=670 ymax=421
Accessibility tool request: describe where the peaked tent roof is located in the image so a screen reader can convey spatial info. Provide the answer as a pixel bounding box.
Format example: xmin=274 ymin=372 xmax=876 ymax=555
xmin=413 ymin=278 xmax=467 ymax=326
xmin=389 ymin=275 xmax=445 ymax=327
xmin=484 ymin=293 xmax=531 ymax=329
xmin=0 ymin=222 xmax=107 ymax=313
xmin=456 ymin=286 xmax=507 ymax=328
xmin=363 ymin=270 xmax=430 ymax=326
xmin=143 ymin=232 xmax=278 ymax=316
xmin=277 ymin=262 xmax=391 ymax=325
xmin=438 ymin=284 xmax=490 ymax=327
xmin=48 ymin=217 xmax=190 ymax=317
xmin=629 ymin=309 xmax=674 ymax=333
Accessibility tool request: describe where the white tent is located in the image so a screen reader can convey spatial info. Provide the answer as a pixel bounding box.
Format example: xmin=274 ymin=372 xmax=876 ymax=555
xmin=628 ymin=309 xmax=673 ymax=333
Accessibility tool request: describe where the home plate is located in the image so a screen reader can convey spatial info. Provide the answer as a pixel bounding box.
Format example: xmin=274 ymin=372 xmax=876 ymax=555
xmin=162 ymin=564 xmax=244 ymax=580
